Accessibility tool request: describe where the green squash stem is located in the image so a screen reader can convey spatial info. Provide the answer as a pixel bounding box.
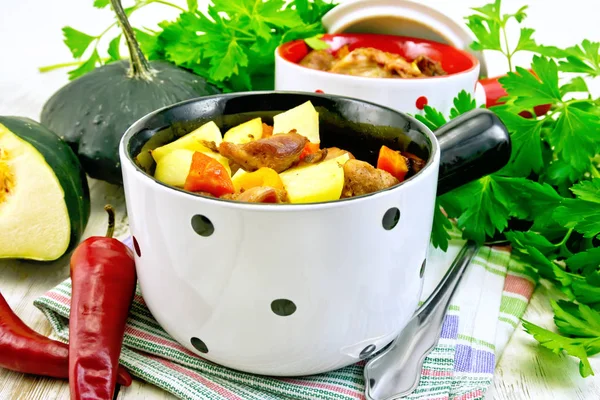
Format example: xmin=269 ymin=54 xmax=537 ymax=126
xmin=110 ymin=0 xmax=155 ymax=81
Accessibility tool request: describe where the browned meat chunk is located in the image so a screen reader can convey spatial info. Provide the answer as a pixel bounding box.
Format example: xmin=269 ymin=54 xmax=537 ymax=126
xmin=403 ymin=152 xmax=427 ymax=175
xmin=303 ymin=148 xmax=328 ymax=164
xmin=218 ymin=131 xmax=309 ymax=173
xmin=329 ymin=48 xmax=396 ymax=78
xmin=341 ymin=159 xmax=399 ymax=198
xmin=222 ymin=186 xmax=288 ymax=203
xmin=201 ymin=140 xmax=219 ymax=152
xmin=299 ymin=50 xmax=337 ymax=71
xmin=414 ymin=55 xmax=446 ymax=76
xmin=262 ymin=123 xmax=274 ymax=138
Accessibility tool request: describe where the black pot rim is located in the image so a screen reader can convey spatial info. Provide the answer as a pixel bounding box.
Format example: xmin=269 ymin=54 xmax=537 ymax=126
xmin=120 ymin=90 xmax=440 ymax=208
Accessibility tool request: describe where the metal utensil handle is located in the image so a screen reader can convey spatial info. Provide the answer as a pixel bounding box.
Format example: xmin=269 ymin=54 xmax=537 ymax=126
xmin=417 ymin=240 xmax=479 ymax=317
xmin=364 ymin=241 xmax=479 ymax=400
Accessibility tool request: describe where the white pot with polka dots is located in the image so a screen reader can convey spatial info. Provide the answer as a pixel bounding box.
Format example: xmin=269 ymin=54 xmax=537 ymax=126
xmin=120 ymin=92 xmax=510 ymax=377
xmin=275 ymin=33 xmax=488 ymax=117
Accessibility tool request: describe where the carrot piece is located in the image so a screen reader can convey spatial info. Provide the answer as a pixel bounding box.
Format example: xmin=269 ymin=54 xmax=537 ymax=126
xmin=377 ymin=145 xmax=409 ymax=182
xmin=299 ymin=142 xmax=320 ymax=160
xmin=262 ymin=123 xmax=274 ymax=138
xmin=184 ymin=152 xmax=235 ymax=196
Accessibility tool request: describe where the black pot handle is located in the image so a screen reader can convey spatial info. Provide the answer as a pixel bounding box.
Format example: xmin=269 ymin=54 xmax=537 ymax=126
xmin=435 ymin=108 xmax=511 ymax=196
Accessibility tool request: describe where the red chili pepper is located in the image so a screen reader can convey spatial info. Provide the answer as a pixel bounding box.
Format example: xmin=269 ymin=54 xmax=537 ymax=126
xmin=69 ymin=205 xmax=137 ymax=400
xmin=0 ymin=291 xmax=131 ymax=385
xmin=184 ymin=152 xmax=235 ymax=197
xmin=377 ymin=145 xmax=409 ymax=182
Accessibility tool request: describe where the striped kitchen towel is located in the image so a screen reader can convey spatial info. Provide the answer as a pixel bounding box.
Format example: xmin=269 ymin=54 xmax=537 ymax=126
xmin=33 ymin=231 xmax=537 ymax=400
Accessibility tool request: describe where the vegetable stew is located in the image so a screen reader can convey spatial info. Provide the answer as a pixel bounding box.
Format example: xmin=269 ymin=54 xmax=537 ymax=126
xmin=142 ymin=101 xmax=426 ymax=204
xmin=300 ymin=46 xmax=446 ymax=79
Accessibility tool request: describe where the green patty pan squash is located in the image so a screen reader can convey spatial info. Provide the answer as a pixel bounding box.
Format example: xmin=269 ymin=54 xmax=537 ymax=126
xmin=40 ymin=0 xmax=220 ymax=185
xmin=0 ymin=116 xmax=90 ymax=261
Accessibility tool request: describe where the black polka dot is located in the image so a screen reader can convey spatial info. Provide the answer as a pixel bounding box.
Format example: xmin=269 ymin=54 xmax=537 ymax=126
xmin=369 ymin=378 xmax=376 ymax=387
xmin=132 ymin=236 xmax=141 ymax=257
xmin=360 ymin=344 xmax=376 ymax=359
xmin=271 ymin=299 xmax=297 ymax=316
xmin=420 ymin=259 xmax=426 ymax=278
xmin=382 ymin=208 xmax=400 ymax=230
xmin=191 ymin=337 xmax=208 ymax=353
xmin=191 ymin=215 xmax=214 ymax=237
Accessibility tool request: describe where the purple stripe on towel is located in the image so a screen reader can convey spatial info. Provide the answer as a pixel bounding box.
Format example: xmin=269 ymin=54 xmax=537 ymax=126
xmin=440 ymin=314 xmax=459 ymax=339
xmin=454 ymin=344 xmax=495 ymax=374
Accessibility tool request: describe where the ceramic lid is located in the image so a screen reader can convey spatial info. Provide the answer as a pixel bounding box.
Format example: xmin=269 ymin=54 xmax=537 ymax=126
xmin=321 ymin=0 xmax=488 ymax=77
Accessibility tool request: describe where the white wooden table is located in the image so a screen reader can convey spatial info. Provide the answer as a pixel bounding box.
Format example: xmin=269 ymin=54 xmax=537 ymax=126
xmin=1 ymin=0 xmax=599 ymax=398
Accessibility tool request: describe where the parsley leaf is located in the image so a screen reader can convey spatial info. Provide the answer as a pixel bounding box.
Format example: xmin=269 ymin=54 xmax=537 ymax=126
xmin=186 ymin=0 xmax=198 ymax=12
xmin=560 ymin=76 xmax=590 ymax=96
xmin=93 ymin=0 xmax=109 ymax=8
xmin=431 ymin=201 xmax=453 ymax=252
xmin=545 ymin=159 xmax=586 ymax=190
xmin=571 ymin=276 xmax=600 ymax=305
xmin=552 ymin=300 xmax=600 ymax=337
xmin=506 ymin=231 xmax=557 ymax=257
xmin=465 ymin=13 xmax=502 ymax=52
xmin=522 ymin=319 xmax=594 ymax=377
xmin=514 ymin=27 xmax=537 ymax=52
xmin=559 ymin=40 xmax=600 ymax=77
xmin=68 ymin=49 xmax=100 ymax=80
xmin=151 ymin=0 xmax=334 ymax=91
xmin=571 ymin=179 xmax=600 ymax=203
xmin=305 ymin=34 xmax=330 ymax=50
xmin=63 ymin=27 xmax=96 ymax=59
xmin=518 ymin=246 xmax=572 ymax=286
xmin=567 ymin=248 xmax=600 ymax=275
xmin=554 ymin=199 xmax=600 ymax=238
xmin=414 ymin=105 xmax=447 ymax=131
xmin=449 ymin=90 xmax=478 ymax=119
xmin=448 ymin=176 xmax=511 ymax=244
xmin=492 ymin=105 xmax=545 ymax=174
xmin=290 ymin=0 xmax=338 ymax=25
xmin=550 ymin=106 xmax=600 ymax=175
xmin=499 ymin=56 xmax=562 ymax=108
xmin=107 ymin=35 xmax=121 ymax=61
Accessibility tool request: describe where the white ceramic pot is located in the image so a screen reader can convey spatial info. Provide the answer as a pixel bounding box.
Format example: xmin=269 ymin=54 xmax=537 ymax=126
xmin=275 ymin=33 xmax=488 ymax=116
xmin=119 ymin=92 xmax=510 ymax=376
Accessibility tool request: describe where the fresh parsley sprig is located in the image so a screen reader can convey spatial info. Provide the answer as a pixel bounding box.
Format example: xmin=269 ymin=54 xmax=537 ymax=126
xmin=41 ymin=0 xmax=337 ymax=91
xmin=424 ymin=0 xmax=600 ymax=377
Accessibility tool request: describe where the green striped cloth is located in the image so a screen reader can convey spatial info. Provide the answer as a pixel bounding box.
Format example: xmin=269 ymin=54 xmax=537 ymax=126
xmin=33 ymin=232 xmax=537 ymax=400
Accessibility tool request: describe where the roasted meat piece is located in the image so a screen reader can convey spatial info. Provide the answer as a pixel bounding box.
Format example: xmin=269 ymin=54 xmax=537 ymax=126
xmin=414 ymin=55 xmax=446 ymax=76
xmin=341 ymin=159 xmax=399 ymax=198
xmin=330 ymin=47 xmax=425 ymax=78
xmin=299 ymin=50 xmax=337 ymax=71
xmin=403 ymin=152 xmax=426 ymax=175
xmin=201 ymin=140 xmax=219 ymax=152
xmin=329 ymin=48 xmax=396 ymax=78
xmin=303 ymin=148 xmax=328 ymax=164
xmin=222 ymin=186 xmax=288 ymax=203
xmin=218 ymin=131 xmax=309 ymax=173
